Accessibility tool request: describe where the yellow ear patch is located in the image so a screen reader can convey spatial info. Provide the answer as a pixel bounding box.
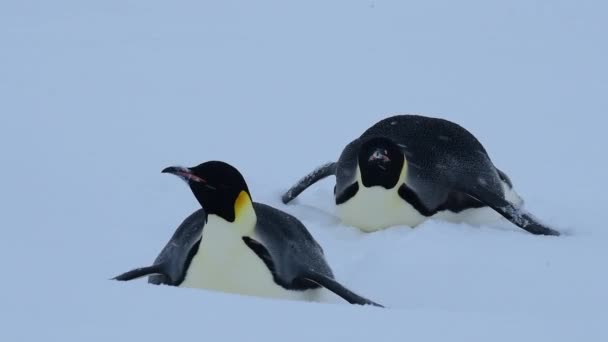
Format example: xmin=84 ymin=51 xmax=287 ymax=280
xmin=234 ymin=191 xmax=254 ymax=221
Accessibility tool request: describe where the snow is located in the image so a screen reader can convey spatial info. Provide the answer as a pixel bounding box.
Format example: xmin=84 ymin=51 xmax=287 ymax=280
xmin=1 ymin=0 xmax=607 ymax=341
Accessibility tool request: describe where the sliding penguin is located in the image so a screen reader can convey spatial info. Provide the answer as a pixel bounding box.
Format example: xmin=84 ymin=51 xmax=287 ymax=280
xmin=282 ymin=114 xmax=559 ymax=236
xmin=114 ymin=161 xmax=382 ymax=307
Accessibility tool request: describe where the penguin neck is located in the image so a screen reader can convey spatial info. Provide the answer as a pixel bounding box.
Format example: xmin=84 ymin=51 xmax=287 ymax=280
xmin=231 ymin=191 xmax=257 ymax=235
xmin=337 ymin=163 xmax=425 ymax=231
xmin=357 ymin=160 xmax=407 ymax=190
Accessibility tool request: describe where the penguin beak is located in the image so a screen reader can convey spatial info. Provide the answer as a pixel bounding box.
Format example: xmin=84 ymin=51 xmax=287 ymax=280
xmin=162 ymin=166 xmax=206 ymax=184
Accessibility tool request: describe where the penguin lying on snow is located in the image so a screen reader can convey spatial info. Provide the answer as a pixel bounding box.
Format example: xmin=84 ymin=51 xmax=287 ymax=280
xmin=282 ymin=114 xmax=559 ymax=236
xmin=114 ymin=161 xmax=382 ymax=307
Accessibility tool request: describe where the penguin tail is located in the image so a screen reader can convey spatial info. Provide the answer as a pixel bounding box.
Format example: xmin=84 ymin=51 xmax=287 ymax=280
xmin=301 ymin=270 xmax=384 ymax=307
xmin=112 ymin=265 xmax=166 ymax=281
xmin=495 ymin=167 xmax=513 ymax=188
xmin=282 ymin=162 xmax=337 ymax=204
xmin=466 ymin=187 xmax=560 ymax=236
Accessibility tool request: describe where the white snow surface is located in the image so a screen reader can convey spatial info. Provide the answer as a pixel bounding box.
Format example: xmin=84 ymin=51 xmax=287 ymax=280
xmin=1 ymin=1 xmax=607 ymax=341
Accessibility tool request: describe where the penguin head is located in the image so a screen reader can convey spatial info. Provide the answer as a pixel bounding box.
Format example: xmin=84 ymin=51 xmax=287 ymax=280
xmin=162 ymin=161 xmax=253 ymax=223
xmin=358 ymin=137 xmax=405 ymax=189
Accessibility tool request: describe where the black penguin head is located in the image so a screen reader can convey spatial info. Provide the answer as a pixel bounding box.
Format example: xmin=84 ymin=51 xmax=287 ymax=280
xmin=358 ymin=137 xmax=405 ymax=189
xmin=162 ymin=161 xmax=252 ymax=222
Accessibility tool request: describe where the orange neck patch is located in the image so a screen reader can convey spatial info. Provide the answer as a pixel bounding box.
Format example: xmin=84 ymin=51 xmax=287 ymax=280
xmin=234 ymin=190 xmax=253 ymax=220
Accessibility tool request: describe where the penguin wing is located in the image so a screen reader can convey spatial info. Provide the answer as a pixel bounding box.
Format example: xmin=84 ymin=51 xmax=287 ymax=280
xmin=242 ymin=236 xmax=383 ymax=307
xmin=113 ymin=208 xmax=208 ymax=285
xmin=301 ymin=270 xmax=384 ymax=307
xmin=461 ymin=185 xmax=560 ymax=236
xmin=282 ymin=162 xmax=337 ymax=204
xmin=334 ymin=139 xmax=362 ymax=201
xmin=249 ymin=203 xmax=383 ymax=306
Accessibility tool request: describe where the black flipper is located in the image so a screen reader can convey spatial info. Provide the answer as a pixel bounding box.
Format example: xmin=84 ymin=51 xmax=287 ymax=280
xmin=282 ymin=162 xmax=337 ymax=204
xmin=466 ymin=187 xmax=560 ymax=236
xmin=242 ymin=237 xmax=278 ymax=279
xmin=113 ymin=265 xmax=166 ymax=281
xmin=243 ymin=236 xmax=383 ymax=306
xmin=243 ymin=236 xmax=318 ymax=290
xmin=301 ymin=270 xmax=384 ymax=307
xmin=114 ymin=209 xmax=207 ymax=286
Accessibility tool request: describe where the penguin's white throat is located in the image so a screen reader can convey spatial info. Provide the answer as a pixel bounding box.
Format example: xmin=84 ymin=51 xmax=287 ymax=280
xmin=336 ymin=163 xmax=426 ymax=231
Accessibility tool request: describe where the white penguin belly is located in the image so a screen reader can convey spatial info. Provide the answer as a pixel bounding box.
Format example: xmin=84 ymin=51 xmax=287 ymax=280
xmin=180 ymin=215 xmax=321 ymax=302
xmin=433 ymin=206 xmax=502 ymax=225
xmin=336 ymin=185 xmax=427 ymax=232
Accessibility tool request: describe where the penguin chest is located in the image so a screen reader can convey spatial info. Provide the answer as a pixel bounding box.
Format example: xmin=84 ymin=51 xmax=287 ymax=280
xmin=179 ymin=215 xmax=318 ymax=301
xmin=336 ymin=184 xmax=427 ymax=232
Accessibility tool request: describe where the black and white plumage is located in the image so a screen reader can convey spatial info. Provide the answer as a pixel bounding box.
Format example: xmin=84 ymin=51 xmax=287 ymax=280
xmin=114 ymin=161 xmax=382 ymax=306
xmin=282 ymin=114 xmax=559 ymax=236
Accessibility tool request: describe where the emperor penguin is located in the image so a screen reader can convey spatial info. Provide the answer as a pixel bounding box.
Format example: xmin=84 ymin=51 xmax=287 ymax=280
xmin=282 ymin=114 xmax=559 ymax=236
xmin=114 ymin=161 xmax=382 ymax=307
